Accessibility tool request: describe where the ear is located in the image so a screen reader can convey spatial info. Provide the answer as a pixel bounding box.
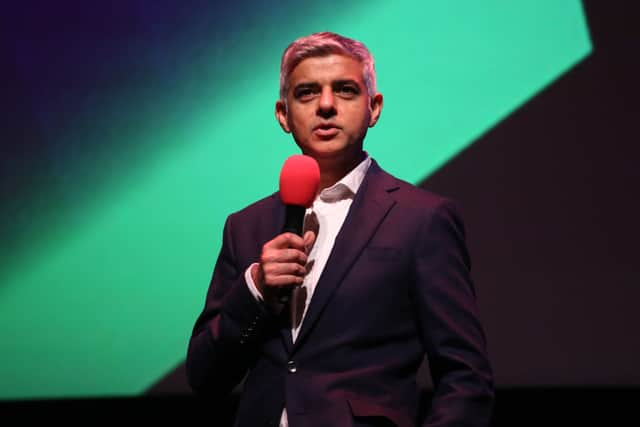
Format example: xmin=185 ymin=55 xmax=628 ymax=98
xmin=368 ymin=93 xmax=383 ymax=128
xmin=275 ymin=100 xmax=291 ymax=133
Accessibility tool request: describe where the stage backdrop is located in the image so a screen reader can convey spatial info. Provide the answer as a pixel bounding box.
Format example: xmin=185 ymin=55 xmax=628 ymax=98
xmin=2 ymin=0 xmax=637 ymax=401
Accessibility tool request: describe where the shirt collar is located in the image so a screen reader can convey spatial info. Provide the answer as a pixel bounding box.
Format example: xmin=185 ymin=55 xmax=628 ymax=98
xmin=318 ymin=154 xmax=371 ymax=203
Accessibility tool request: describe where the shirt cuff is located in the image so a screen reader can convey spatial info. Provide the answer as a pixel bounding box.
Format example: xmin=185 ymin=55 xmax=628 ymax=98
xmin=244 ymin=263 xmax=264 ymax=302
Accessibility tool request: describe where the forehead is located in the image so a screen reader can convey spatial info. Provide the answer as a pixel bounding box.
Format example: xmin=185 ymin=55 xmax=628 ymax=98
xmin=289 ymin=54 xmax=365 ymax=86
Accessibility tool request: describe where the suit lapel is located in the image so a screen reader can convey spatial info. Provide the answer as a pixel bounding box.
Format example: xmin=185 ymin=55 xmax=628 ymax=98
xmin=291 ymin=161 xmax=398 ymax=353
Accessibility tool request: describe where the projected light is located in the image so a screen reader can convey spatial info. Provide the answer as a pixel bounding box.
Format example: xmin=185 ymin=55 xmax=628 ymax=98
xmin=0 ymin=0 xmax=590 ymax=399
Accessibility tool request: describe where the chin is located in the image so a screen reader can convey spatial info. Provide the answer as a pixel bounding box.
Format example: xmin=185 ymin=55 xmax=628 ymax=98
xmin=308 ymin=143 xmax=347 ymax=156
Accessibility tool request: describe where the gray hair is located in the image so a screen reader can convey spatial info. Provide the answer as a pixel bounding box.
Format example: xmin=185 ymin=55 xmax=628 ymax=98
xmin=279 ymin=32 xmax=377 ymax=101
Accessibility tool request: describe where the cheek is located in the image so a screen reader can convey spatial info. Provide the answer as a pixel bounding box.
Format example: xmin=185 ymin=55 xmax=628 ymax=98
xmin=290 ymin=110 xmax=314 ymax=132
xmin=344 ymin=105 xmax=371 ymax=129
xmin=288 ymin=117 xmax=304 ymax=135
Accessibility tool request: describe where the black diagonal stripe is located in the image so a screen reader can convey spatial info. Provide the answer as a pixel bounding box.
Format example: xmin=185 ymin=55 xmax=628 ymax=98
xmin=420 ymin=0 xmax=640 ymax=387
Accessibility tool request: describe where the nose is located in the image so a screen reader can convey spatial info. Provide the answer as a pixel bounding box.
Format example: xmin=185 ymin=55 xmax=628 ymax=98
xmin=317 ymin=86 xmax=336 ymax=119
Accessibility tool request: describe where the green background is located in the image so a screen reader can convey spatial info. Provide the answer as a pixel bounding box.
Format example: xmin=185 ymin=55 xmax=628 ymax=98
xmin=0 ymin=1 xmax=590 ymax=399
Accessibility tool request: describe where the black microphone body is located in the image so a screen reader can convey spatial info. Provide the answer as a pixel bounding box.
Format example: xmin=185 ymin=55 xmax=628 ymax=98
xmin=278 ymin=204 xmax=306 ymax=304
xmin=282 ymin=205 xmax=306 ymax=236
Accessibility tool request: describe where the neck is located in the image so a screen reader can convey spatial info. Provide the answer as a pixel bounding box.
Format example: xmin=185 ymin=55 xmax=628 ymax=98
xmin=316 ymin=151 xmax=366 ymax=191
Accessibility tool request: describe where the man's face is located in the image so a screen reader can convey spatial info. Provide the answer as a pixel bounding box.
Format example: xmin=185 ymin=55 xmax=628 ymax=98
xmin=276 ymin=54 xmax=382 ymax=164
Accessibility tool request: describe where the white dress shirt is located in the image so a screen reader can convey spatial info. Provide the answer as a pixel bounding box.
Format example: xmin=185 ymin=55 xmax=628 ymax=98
xmin=244 ymin=155 xmax=372 ymax=426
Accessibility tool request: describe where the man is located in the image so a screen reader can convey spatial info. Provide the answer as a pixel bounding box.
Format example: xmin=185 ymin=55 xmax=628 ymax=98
xmin=186 ymin=31 xmax=494 ymax=426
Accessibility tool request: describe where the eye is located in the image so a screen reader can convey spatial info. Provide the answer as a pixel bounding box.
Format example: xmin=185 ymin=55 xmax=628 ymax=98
xmin=296 ymin=88 xmax=312 ymax=97
xmin=293 ymin=86 xmax=318 ymax=101
xmin=336 ymin=84 xmax=360 ymax=98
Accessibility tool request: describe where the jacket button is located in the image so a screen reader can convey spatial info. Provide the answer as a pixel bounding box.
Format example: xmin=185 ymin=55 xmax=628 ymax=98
xmin=287 ymin=360 xmax=297 ymax=373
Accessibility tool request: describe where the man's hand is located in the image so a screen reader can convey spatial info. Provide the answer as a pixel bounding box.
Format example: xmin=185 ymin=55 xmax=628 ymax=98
xmin=251 ymin=230 xmax=316 ymax=301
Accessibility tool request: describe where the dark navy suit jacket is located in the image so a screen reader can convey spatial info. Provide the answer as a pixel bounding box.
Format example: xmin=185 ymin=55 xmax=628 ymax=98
xmin=186 ymin=159 xmax=494 ymax=426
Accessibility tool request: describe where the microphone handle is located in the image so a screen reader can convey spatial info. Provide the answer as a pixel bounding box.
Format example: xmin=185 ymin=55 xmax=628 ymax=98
xmin=282 ymin=205 xmax=306 ymax=235
xmin=278 ymin=205 xmax=306 ymax=304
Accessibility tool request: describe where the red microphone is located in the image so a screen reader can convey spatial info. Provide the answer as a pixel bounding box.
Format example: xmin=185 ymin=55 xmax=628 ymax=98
xmin=278 ymin=154 xmax=320 ymax=303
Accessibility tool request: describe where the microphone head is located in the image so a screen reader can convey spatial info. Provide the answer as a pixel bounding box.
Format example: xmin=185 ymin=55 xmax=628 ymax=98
xmin=279 ymin=154 xmax=320 ymax=208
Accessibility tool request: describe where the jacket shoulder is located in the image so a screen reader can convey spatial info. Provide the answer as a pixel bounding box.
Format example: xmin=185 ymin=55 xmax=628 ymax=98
xmin=227 ymin=192 xmax=279 ymax=222
xmin=379 ymin=169 xmax=455 ymax=212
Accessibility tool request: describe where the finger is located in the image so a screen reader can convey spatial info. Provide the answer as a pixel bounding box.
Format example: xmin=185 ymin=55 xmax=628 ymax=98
xmin=262 ymin=274 xmax=305 ymax=287
xmin=261 ymin=248 xmax=308 ymax=265
xmin=266 ymin=232 xmax=306 ymax=250
xmin=262 ymin=261 xmax=307 ymax=279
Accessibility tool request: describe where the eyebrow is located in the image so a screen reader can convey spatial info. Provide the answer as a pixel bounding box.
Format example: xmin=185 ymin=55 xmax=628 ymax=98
xmin=332 ymin=79 xmax=360 ymax=88
xmin=293 ymin=79 xmax=362 ymax=92
xmin=293 ymin=82 xmax=320 ymax=92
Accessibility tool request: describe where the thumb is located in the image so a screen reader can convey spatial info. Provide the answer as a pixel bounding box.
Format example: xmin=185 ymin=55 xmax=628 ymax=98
xmin=303 ymin=230 xmax=316 ymax=254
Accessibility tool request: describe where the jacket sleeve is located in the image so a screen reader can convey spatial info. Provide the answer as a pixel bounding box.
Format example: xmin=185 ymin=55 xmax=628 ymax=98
xmin=413 ymin=200 xmax=495 ymax=426
xmin=186 ymin=214 xmax=277 ymax=396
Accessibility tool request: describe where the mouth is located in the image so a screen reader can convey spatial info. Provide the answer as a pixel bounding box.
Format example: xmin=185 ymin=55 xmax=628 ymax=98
xmin=313 ymin=123 xmax=340 ymax=138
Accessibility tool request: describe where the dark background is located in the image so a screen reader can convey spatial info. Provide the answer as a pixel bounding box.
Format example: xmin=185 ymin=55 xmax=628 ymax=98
xmin=1 ymin=1 xmax=639 ymax=425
